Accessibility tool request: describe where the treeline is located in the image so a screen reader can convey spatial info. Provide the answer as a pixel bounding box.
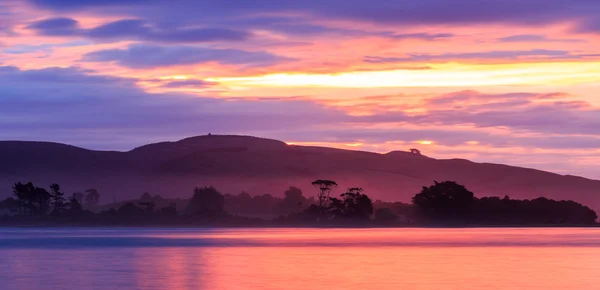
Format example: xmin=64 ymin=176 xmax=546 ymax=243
xmin=0 ymin=182 xmax=95 ymax=218
xmin=412 ymin=181 xmax=598 ymax=225
xmin=0 ymin=180 xmax=597 ymax=226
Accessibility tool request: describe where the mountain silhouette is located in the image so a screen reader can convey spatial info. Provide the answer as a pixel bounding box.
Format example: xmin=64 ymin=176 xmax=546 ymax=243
xmin=1 ymin=135 xmax=598 ymax=211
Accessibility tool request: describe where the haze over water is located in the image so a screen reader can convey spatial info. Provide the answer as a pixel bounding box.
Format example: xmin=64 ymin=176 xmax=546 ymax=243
xmin=1 ymin=228 xmax=599 ymax=290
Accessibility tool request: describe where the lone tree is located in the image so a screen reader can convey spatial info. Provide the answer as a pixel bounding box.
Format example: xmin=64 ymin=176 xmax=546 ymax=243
xmin=312 ymin=180 xmax=338 ymax=207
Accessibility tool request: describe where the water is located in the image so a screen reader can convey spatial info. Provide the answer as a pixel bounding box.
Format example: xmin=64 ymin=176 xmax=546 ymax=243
xmin=0 ymin=228 xmax=599 ymax=290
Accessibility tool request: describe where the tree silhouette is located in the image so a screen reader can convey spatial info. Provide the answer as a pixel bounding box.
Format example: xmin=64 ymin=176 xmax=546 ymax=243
xmin=12 ymin=182 xmax=34 ymax=215
xmin=12 ymin=182 xmax=51 ymax=215
xmin=1 ymin=180 xmax=597 ymax=226
xmin=49 ymin=183 xmax=68 ymax=214
xmin=312 ymin=180 xmax=338 ymax=207
xmin=341 ymin=188 xmax=374 ymax=219
xmin=34 ymin=186 xmax=52 ymax=215
xmin=184 ymin=186 xmax=225 ymax=217
xmin=328 ymin=187 xmax=374 ymax=220
xmin=412 ymin=181 xmax=474 ymax=219
xmin=279 ymin=186 xmax=306 ymax=214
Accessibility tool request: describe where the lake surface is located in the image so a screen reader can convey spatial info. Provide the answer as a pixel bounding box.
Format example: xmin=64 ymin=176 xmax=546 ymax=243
xmin=0 ymin=228 xmax=599 ymax=290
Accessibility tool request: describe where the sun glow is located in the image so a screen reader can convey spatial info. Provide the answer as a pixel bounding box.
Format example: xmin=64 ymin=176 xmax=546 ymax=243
xmin=418 ymin=140 xmax=434 ymax=145
xmin=159 ymin=75 xmax=189 ymax=80
xmin=208 ymin=62 xmax=600 ymax=88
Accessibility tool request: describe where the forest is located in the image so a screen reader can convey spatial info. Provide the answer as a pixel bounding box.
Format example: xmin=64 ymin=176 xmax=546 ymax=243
xmin=0 ymin=180 xmax=597 ymax=226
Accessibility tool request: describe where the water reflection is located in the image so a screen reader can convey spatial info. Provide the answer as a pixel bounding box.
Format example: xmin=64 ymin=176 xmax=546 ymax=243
xmin=0 ymin=228 xmax=599 ymax=289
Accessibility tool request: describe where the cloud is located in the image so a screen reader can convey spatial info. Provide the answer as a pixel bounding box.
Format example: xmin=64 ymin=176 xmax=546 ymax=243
xmin=424 ymin=103 xmax=599 ymax=135
xmin=415 ymin=91 xmax=600 ymax=136
xmin=83 ymin=44 xmax=295 ymax=68
xmin=497 ymin=34 xmax=584 ymax=43
xmin=312 ymin=90 xmax=600 ymax=138
xmin=87 ymin=19 xmax=251 ymax=43
xmin=27 ymin=18 xmax=251 ymax=43
xmin=389 ymin=33 xmax=454 ymax=40
xmin=0 ymin=3 xmax=20 ymax=36
xmin=575 ymin=18 xmax=600 ymax=33
xmin=425 ymin=90 xmax=562 ymax=107
xmin=3 ymin=74 xmax=593 ymax=152
xmin=0 ymin=23 xmax=13 ymax=36
xmin=4 ymin=66 xmax=600 ymax=177
xmin=2 ymin=41 xmax=91 ymax=54
xmin=363 ymin=49 xmax=585 ymax=63
xmin=26 ymin=0 xmax=600 ymax=28
xmin=26 ymin=17 xmax=80 ymax=36
xmin=160 ymin=79 xmax=217 ymax=88
xmin=28 ymin=0 xmax=149 ymax=10
xmin=0 ymin=65 xmax=345 ymax=149
xmin=0 ymin=65 xmax=133 ymax=84
xmin=26 ymin=15 xmax=454 ymax=45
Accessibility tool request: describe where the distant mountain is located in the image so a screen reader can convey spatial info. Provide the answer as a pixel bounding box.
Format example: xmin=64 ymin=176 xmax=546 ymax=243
xmin=1 ymin=135 xmax=599 ymax=211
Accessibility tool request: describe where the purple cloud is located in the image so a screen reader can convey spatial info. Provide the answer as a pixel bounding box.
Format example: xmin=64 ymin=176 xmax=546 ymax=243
xmin=499 ymin=35 xmax=548 ymax=42
xmin=161 ymin=79 xmax=217 ymax=88
xmin=0 ymin=65 xmax=348 ymax=149
xmin=83 ymin=44 xmax=294 ymax=68
xmin=26 ymin=17 xmax=80 ymax=36
xmin=576 ymin=18 xmax=600 ymax=33
xmin=4 ymin=68 xmax=600 ymax=147
xmin=4 ymin=65 xmax=600 ymax=179
xmin=0 ymin=65 xmax=132 ymax=84
xmin=413 ymin=91 xmax=600 ymax=136
xmin=27 ymin=15 xmax=453 ymax=44
xmin=87 ymin=19 xmax=251 ymax=43
xmin=497 ymin=34 xmax=584 ymax=43
xmin=389 ymin=33 xmax=454 ymax=40
xmin=27 ymin=18 xmax=251 ymax=43
xmin=28 ymin=0 xmax=149 ymax=10
xmin=86 ymin=19 xmax=148 ymax=38
xmin=25 ymin=0 xmax=600 ymax=30
xmin=0 ymin=23 xmax=13 ymax=36
xmin=2 ymin=41 xmax=91 ymax=54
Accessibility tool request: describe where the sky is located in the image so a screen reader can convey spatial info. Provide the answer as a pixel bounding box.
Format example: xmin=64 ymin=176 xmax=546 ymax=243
xmin=1 ymin=0 xmax=600 ymax=178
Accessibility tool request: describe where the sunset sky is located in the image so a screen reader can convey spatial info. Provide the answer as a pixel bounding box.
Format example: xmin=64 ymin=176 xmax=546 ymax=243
xmin=2 ymin=0 xmax=600 ymax=178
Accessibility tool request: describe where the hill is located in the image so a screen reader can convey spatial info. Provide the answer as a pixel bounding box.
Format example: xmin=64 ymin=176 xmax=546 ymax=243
xmin=1 ymin=135 xmax=599 ymax=211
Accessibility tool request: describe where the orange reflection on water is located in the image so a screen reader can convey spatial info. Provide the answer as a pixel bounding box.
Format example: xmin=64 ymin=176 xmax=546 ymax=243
xmin=1 ymin=228 xmax=600 ymax=290
xmin=139 ymin=228 xmax=600 ymax=290
xmin=196 ymin=246 xmax=600 ymax=290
